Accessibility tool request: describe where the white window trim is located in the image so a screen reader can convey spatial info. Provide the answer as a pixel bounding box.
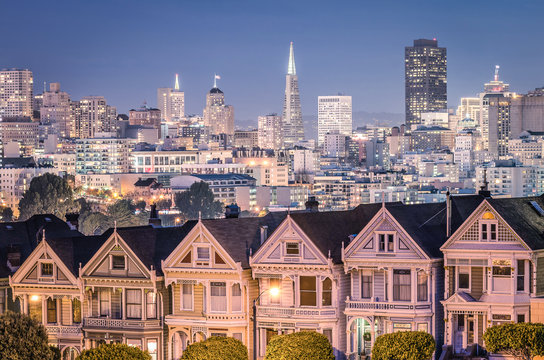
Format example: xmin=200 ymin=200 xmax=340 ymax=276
xmin=231 ymin=282 xmax=243 ymax=313
xmin=38 ymin=260 xmax=55 ymax=279
xmin=375 ymin=232 xmax=396 ymax=253
xmin=457 ymin=266 xmax=471 ymax=292
xmin=109 ymin=254 xmax=127 ymax=271
xmin=193 ymin=244 xmax=212 ymax=267
xmin=180 ymin=284 xmax=194 ymax=311
xmin=479 ymin=220 xmax=498 ymax=242
xmin=284 ymin=241 xmax=301 ymax=257
xmin=360 ymin=270 xmax=373 ymax=299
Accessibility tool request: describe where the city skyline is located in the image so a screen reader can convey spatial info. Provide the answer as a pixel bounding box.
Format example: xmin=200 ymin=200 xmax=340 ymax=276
xmin=2 ymin=1 xmax=544 ymax=124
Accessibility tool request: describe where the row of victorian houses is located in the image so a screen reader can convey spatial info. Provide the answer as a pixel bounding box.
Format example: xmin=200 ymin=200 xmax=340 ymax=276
xmin=1 ymin=193 xmax=544 ymax=360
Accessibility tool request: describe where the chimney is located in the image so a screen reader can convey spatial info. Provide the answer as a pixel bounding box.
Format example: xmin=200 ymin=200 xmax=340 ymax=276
xmin=65 ymin=213 xmax=80 ymax=231
xmin=305 ymin=196 xmax=319 ymax=212
xmin=260 ymin=226 xmax=268 ymax=245
xmin=446 ymin=191 xmax=451 ymax=238
xmin=6 ymin=244 xmax=21 ymax=272
xmin=225 ymin=203 xmax=240 ymax=218
xmin=149 ymin=204 xmax=162 ymax=227
xmin=478 ymin=168 xmax=492 ymax=198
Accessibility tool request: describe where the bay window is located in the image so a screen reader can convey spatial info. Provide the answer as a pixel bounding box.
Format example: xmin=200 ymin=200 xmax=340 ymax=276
xmin=99 ymin=289 xmax=109 ymax=316
xmin=361 ymin=270 xmax=373 ymax=299
xmin=231 ymin=284 xmax=242 ymax=312
xmin=146 ymin=292 xmax=157 ymax=319
xmin=269 ymin=279 xmax=280 ymax=304
xmin=72 ymin=298 xmax=81 ymax=323
xmin=211 ymin=282 xmax=227 ymax=312
xmin=300 ymin=276 xmax=317 ymax=306
xmin=393 ymin=270 xmax=411 ymax=301
xmin=322 ymin=278 xmax=332 ymax=306
xmin=417 ymin=272 xmax=428 ymax=301
xmin=517 ymin=260 xmax=525 ymax=292
xmin=181 ymin=284 xmax=193 ymax=311
xmin=126 ymin=289 xmax=142 ymax=319
xmin=47 ymin=298 xmax=57 ymax=323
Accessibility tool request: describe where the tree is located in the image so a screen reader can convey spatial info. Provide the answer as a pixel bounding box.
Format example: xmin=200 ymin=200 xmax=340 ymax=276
xmin=174 ymin=182 xmax=223 ymax=220
xmin=77 ymin=343 xmax=151 ymax=360
xmin=0 ymin=311 xmax=56 ymax=360
xmin=483 ymin=323 xmax=544 ymax=360
xmin=79 ymin=211 xmax=110 ymax=235
xmin=154 ymin=198 xmax=172 ymax=210
xmin=371 ymin=331 xmax=435 ymax=360
xmin=0 ymin=207 xmax=13 ymax=222
xmin=265 ymin=331 xmax=334 ymax=360
xmin=18 ymin=173 xmax=79 ymax=221
xmin=181 ymin=336 xmax=247 ymax=360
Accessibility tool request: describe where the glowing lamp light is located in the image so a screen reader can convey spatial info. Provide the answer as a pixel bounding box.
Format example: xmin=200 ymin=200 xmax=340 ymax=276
xmin=30 ymin=295 xmax=40 ymax=302
xmin=269 ymin=287 xmax=280 ymax=297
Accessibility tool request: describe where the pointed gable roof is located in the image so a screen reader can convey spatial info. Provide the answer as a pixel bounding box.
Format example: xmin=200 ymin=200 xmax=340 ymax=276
xmin=487 ymin=194 xmax=544 ymax=250
xmin=289 ymin=203 xmax=383 ymax=263
xmin=201 ymin=212 xmax=287 ymax=269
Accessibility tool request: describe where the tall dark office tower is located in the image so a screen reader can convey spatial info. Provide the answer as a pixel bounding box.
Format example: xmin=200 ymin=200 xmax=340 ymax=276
xmin=405 ymin=39 xmax=447 ymax=128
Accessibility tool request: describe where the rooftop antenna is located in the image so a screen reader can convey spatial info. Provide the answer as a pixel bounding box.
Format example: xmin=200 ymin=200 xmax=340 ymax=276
xmin=213 ymin=73 xmax=220 ymax=88
xmin=494 ymin=65 xmax=500 ymax=82
xmin=114 ymin=220 xmax=117 ymax=232
xmin=42 ymin=228 xmax=46 ymax=242
xmin=198 ymin=211 xmax=202 ymax=221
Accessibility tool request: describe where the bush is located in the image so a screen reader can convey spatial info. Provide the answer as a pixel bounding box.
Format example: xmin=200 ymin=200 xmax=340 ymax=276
xmin=483 ymin=322 xmax=544 ymax=360
xmin=265 ymin=331 xmax=334 ymax=360
xmin=371 ymin=331 xmax=435 ymax=360
xmin=0 ymin=311 xmax=56 ymax=360
xmin=181 ymin=336 xmax=247 ymax=360
xmin=77 ymin=343 xmax=151 ymax=360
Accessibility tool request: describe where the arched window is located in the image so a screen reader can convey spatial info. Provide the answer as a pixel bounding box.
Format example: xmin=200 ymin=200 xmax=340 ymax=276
xmin=322 ymin=278 xmax=332 ymax=306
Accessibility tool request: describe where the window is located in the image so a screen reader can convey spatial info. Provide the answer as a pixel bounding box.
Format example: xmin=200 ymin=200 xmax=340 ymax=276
xmin=517 ymin=260 xmax=525 ymax=292
xmin=517 ymin=314 xmax=525 ymax=323
xmin=147 ymin=339 xmax=158 ymax=360
xmin=417 ymin=272 xmax=428 ymax=301
xmin=232 ymin=284 xmax=242 ymax=312
xmin=300 ymin=276 xmax=317 ymax=306
xmin=387 ymin=234 xmax=394 ymax=251
xmin=99 ymin=289 xmax=109 ymax=316
xmin=41 ymin=263 xmax=53 ymax=276
xmin=197 ymin=247 xmax=210 ymax=261
xmin=490 ymin=224 xmax=497 ymax=240
xmin=493 ymin=266 xmax=511 ymax=277
xmin=232 ymin=333 xmax=243 ymax=342
xmin=269 ymin=279 xmax=280 ymax=304
xmin=322 ymin=278 xmax=332 ymax=306
xmin=146 ymin=292 xmax=157 ymax=319
xmin=286 ymin=242 xmax=300 ymax=256
xmin=481 ymin=219 xmax=498 ymax=241
xmin=112 ymin=255 xmax=125 ymax=270
xmin=481 ymin=223 xmax=488 ymax=240
xmin=47 ymin=298 xmax=57 ymax=323
xmin=378 ymin=234 xmax=385 ymax=251
xmin=72 ymin=299 xmax=81 ymax=323
xmin=361 ymin=271 xmax=373 ymax=299
xmin=393 ymin=270 xmax=411 ymax=301
xmin=181 ymin=284 xmax=193 ymax=311
xmin=323 ymin=329 xmax=333 ymax=344
xmin=210 ymin=282 xmax=227 ymax=312
xmin=458 ymin=268 xmax=470 ymax=290
xmin=126 ymin=289 xmax=142 ymax=319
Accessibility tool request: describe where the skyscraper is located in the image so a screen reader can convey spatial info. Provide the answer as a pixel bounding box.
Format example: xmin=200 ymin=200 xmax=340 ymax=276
xmin=72 ymin=96 xmax=116 ymax=138
xmin=0 ymin=69 xmax=33 ymax=119
xmin=157 ymin=74 xmax=185 ymax=122
xmin=203 ymin=75 xmax=234 ymax=136
xmin=282 ymin=42 xmax=304 ymax=147
xmin=258 ymin=113 xmax=283 ymax=150
xmin=40 ymin=83 xmax=73 ymax=138
xmin=317 ymin=95 xmax=352 ymax=145
xmin=405 ymin=39 xmax=447 ymax=128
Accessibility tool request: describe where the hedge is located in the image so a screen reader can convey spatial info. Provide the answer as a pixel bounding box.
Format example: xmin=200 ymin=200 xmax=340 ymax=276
xmin=181 ymin=336 xmax=248 ymax=360
xmin=77 ymin=343 xmax=151 ymax=360
xmin=483 ymin=322 xmax=544 ymax=360
xmin=372 ymin=331 xmax=435 ymax=360
xmin=265 ymin=331 xmax=334 ymax=360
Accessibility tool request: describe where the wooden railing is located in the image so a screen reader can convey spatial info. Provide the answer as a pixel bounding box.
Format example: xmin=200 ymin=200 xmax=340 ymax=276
xmin=46 ymin=325 xmax=82 ymax=336
xmin=345 ymin=300 xmax=431 ymax=312
xmin=83 ymin=317 xmax=161 ymax=329
xmin=257 ymin=305 xmax=336 ymax=318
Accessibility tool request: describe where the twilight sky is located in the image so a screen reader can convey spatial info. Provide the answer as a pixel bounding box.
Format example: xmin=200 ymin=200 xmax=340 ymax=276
xmin=1 ymin=0 xmax=543 ymax=126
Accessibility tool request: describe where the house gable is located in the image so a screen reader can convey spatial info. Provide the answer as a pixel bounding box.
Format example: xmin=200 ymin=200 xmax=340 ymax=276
xmin=11 ymin=240 xmax=78 ymax=287
xmin=250 ymin=216 xmax=328 ymax=266
xmin=441 ymin=201 xmax=530 ymax=252
xmin=344 ymin=207 xmax=428 ymax=261
xmin=81 ymin=231 xmax=150 ymax=279
xmin=162 ymin=221 xmax=240 ymax=276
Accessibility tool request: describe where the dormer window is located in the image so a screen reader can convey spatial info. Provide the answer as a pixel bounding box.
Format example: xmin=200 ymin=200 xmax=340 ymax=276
xmin=480 ymin=212 xmax=498 ymax=241
xmin=378 ymin=233 xmax=394 ymax=252
xmin=286 ymin=242 xmax=300 ymax=256
xmin=112 ymin=255 xmax=126 ymax=270
xmin=41 ymin=263 xmax=53 ymax=276
xmin=197 ymin=247 xmax=210 ymax=261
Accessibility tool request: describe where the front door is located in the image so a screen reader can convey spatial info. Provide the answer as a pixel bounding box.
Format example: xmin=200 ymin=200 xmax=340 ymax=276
xmin=454 ymin=314 xmax=465 ymax=354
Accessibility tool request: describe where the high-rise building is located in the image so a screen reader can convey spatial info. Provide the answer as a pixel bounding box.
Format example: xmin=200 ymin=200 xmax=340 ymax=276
xmin=258 ymin=114 xmax=283 ymax=150
xmin=40 ymin=83 xmax=74 ymax=138
xmin=0 ymin=69 xmax=33 ymax=119
xmin=129 ymin=105 xmax=161 ymax=128
xmin=203 ymin=76 xmax=234 ymax=136
xmin=282 ymin=42 xmax=304 ymax=147
xmin=457 ymin=97 xmax=480 ymax=121
xmin=405 ymin=39 xmax=447 ymax=128
xmin=0 ymin=117 xmax=39 ymax=156
xmin=72 ymin=96 xmax=117 ymax=139
xmin=75 ymin=137 xmax=132 ymax=174
xmin=157 ymin=74 xmax=185 ymax=122
xmin=317 ymin=95 xmax=352 ymax=145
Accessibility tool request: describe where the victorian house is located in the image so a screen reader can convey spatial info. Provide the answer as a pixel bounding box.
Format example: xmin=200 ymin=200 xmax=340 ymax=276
xmin=249 ymin=208 xmax=383 ymax=359
xmin=162 ymin=213 xmax=285 ymax=360
xmin=342 ymin=196 xmax=482 ymax=360
xmin=441 ymin=195 xmax=544 ymax=356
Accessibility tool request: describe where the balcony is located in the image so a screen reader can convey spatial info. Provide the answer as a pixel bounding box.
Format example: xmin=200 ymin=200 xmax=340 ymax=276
xmin=83 ymin=317 xmax=162 ymax=330
xmin=204 ymin=313 xmax=247 ymax=321
xmin=345 ymin=300 xmax=432 ymax=314
xmin=257 ymin=305 xmax=337 ymax=319
xmin=46 ymin=325 xmax=82 ymax=337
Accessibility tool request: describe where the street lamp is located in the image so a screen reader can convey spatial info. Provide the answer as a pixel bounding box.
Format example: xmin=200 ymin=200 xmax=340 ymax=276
xmin=253 ymin=286 xmax=280 ymax=360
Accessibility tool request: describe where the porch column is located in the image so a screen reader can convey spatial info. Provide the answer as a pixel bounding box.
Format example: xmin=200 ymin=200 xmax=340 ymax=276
xmin=387 ymin=268 xmax=393 ymax=302
xmin=56 ymin=298 xmax=61 ymax=324
xmin=446 ymin=311 xmax=453 ymax=346
xmin=474 ymin=314 xmax=479 ymax=345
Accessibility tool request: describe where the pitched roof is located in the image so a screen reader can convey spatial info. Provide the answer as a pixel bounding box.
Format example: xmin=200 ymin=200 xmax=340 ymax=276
xmin=134 ymin=178 xmax=157 ymax=187
xmin=202 ymin=212 xmax=287 ymax=269
xmin=487 ymin=194 xmax=544 ymax=250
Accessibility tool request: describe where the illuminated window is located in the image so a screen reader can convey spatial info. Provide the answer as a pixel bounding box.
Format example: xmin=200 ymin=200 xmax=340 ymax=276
xmin=41 ymin=263 xmax=53 ymax=276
